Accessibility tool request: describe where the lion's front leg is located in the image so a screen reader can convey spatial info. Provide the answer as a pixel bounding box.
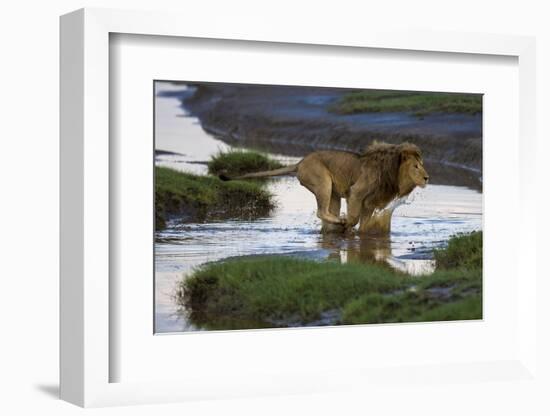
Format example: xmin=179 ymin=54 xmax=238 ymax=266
xmin=344 ymin=194 xmax=365 ymax=230
xmin=358 ymin=204 xmax=376 ymax=234
xmin=343 ymin=174 xmax=373 ymax=230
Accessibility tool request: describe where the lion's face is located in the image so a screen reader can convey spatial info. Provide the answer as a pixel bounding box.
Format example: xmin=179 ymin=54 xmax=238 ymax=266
xmin=399 ymin=155 xmax=429 ymax=195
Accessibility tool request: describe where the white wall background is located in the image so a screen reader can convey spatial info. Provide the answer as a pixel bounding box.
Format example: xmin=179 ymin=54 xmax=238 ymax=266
xmin=0 ymin=1 xmax=548 ymax=415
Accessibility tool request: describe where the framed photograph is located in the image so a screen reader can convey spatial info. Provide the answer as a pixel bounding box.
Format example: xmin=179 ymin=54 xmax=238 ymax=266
xmin=60 ymin=8 xmax=538 ymax=408
xmin=153 ymin=79 xmax=483 ymax=334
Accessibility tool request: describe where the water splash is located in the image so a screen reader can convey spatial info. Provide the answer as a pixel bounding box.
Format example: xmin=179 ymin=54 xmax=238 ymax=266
xmin=359 ymin=190 xmax=419 ymax=236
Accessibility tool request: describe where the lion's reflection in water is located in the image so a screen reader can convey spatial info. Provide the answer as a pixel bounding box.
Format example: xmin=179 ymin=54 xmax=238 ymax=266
xmin=320 ymin=233 xmax=436 ymax=276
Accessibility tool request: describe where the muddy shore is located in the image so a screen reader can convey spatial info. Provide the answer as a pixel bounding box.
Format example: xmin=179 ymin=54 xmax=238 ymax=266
xmin=179 ymin=83 xmax=482 ymax=190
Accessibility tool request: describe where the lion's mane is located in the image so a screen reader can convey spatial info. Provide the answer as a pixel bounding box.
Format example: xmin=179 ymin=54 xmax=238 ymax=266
xmin=360 ymin=141 xmax=422 ymax=203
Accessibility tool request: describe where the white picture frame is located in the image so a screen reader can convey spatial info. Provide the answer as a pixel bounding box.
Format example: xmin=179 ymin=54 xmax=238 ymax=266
xmin=60 ymin=7 xmax=538 ymax=408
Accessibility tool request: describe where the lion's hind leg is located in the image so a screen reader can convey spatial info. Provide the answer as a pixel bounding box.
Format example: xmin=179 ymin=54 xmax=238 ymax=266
xmin=321 ymin=193 xmax=346 ymax=233
xmin=298 ymin=166 xmax=344 ymax=226
xmin=315 ymin=191 xmax=344 ymax=225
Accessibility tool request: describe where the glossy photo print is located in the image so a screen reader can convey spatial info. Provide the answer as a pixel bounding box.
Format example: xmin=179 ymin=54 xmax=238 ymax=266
xmin=154 ymin=81 xmax=482 ymax=333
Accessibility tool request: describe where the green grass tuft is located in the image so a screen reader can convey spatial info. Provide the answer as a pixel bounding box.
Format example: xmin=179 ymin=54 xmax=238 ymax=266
xmin=179 ymin=257 xmax=407 ymax=329
xmin=330 ymin=90 xmax=482 ymax=117
xmin=434 ymin=231 xmax=482 ymax=270
xmin=341 ymin=271 xmax=481 ymax=324
xmin=207 ymin=149 xmax=283 ymax=177
xmin=179 ymin=232 xmax=483 ymax=329
xmin=155 ymin=166 xmax=275 ymax=229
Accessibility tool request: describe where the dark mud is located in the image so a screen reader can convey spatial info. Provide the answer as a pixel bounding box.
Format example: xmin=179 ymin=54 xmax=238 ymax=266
xmin=180 ymin=83 xmax=482 ymax=190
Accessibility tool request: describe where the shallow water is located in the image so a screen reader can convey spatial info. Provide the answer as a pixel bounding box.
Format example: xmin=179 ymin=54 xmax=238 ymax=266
xmin=155 ymin=83 xmax=231 ymax=173
xmin=154 ymin=82 xmax=482 ymax=333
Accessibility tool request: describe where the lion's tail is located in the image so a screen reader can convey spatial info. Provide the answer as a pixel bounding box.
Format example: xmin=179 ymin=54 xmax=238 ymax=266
xmin=219 ymin=164 xmax=299 ymax=181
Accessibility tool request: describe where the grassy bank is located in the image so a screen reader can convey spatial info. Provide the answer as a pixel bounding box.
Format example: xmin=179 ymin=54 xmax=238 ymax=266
xmin=207 ymin=149 xmax=283 ymax=177
xmin=434 ymin=229 xmax=482 ymax=270
xmin=341 ymin=231 xmax=483 ymax=324
xmin=155 ymin=166 xmax=274 ymax=229
xmin=179 ymin=232 xmax=482 ymax=329
xmin=331 ymin=90 xmax=482 ymax=117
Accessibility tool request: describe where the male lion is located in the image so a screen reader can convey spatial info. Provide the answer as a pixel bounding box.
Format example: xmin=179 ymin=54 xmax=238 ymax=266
xmin=220 ymin=142 xmax=429 ymax=233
